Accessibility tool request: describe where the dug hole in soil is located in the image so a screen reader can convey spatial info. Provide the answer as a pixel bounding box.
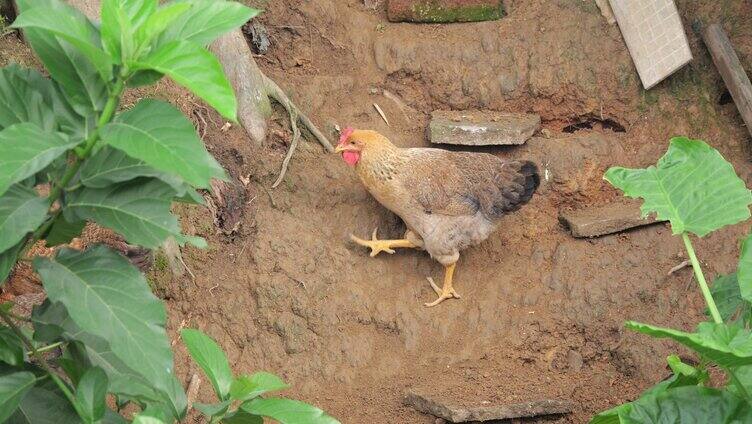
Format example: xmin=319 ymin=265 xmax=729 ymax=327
xmin=3 ymin=0 xmax=752 ymax=423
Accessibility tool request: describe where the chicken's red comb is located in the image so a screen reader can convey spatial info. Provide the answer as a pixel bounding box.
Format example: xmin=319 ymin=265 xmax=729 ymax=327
xmin=338 ymin=127 xmax=355 ymax=145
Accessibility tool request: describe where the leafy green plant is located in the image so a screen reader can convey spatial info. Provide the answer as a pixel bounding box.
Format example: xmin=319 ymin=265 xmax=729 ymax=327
xmin=0 ymin=0 xmax=339 ymax=422
xmin=591 ymin=137 xmax=752 ymax=423
xmin=181 ymin=329 xmax=338 ymax=423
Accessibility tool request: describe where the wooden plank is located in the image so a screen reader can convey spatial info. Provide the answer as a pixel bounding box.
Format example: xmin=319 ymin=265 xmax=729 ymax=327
xmin=701 ymin=23 xmax=752 ymax=138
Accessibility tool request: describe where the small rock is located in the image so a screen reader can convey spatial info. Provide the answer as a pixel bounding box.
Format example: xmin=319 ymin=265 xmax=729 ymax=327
xmin=387 ymin=0 xmax=506 ymax=23
xmin=364 ymin=0 xmax=383 ymax=10
xmin=429 ymin=110 xmax=540 ymax=146
xmin=404 ymin=390 xmax=574 ymax=422
xmin=559 ymin=200 xmax=663 ymax=238
xmin=567 ymin=350 xmax=583 ymax=372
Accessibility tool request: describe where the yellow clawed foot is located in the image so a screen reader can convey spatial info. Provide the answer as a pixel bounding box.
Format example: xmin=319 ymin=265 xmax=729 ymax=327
xmin=350 ymin=228 xmax=415 ymax=257
xmin=424 ymin=263 xmax=461 ymax=307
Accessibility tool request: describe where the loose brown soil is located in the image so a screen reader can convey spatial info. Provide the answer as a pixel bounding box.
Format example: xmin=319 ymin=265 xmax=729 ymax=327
xmin=3 ymin=0 xmax=752 ymax=423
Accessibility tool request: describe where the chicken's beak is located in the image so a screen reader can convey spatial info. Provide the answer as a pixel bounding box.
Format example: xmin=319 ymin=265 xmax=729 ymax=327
xmin=335 ymin=144 xmax=358 ymax=154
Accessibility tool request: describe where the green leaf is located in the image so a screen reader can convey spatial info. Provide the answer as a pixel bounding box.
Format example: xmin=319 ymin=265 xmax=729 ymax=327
xmin=0 ymin=65 xmax=57 ymax=132
xmin=31 ymin=301 xmax=187 ymax=419
xmin=241 ymin=398 xmax=340 ymax=424
xmin=738 ymin=234 xmax=752 ymax=303
xmin=0 ymin=184 xmax=49 ymax=253
xmin=100 ymin=0 xmax=136 ymax=64
xmin=135 ymin=3 xmax=193 ymax=49
xmin=0 ymin=371 xmax=36 ymax=422
xmin=727 ymin=365 xmax=752 ymax=399
xmin=230 ymin=372 xmax=288 ymax=401
xmin=604 ymin=137 xmax=752 ymax=237
xmin=0 ymin=242 xmax=23 ymax=286
xmin=65 ymin=178 xmax=199 ymax=249
xmin=0 ymin=122 xmax=78 ymax=196
xmin=132 ymin=415 xmax=166 ymax=424
xmin=12 ymin=0 xmax=113 ymax=82
xmin=0 ymin=327 xmax=24 ymax=366
xmin=5 ymin=373 xmax=80 ymax=424
xmin=160 ymin=0 xmax=260 ymax=47
xmin=101 ymin=99 xmax=226 ymax=188
xmin=34 ymin=246 xmax=177 ymax=404
xmin=709 ymin=273 xmax=750 ymax=323
xmin=590 ymin=368 xmax=708 ymax=424
xmin=76 ymin=367 xmax=108 ymax=423
xmin=127 ymin=70 xmax=164 ymax=88
xmin=627 ymin=321 xmax=752 ymax=367
xmin=45 ymin=216 xmax=86 ymax=247
xmin=14 ymin=0 xmax=108 ymax=116
xmin=194 ymin=400 xmax=231 ymax=418
xmin=222 ymin=409 xmax=263 ymax=424
xmin=181 ymin=329 xmax=233 ymax=400
xmin=625 ymin=385 xmax=752 ymax=423
xmin=132 ymin=41 xmax=236 ymax=121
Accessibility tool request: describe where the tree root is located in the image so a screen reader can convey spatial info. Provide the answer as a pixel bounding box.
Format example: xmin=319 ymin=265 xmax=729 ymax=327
xmin=265 ymin=75 xmax=333 ymax=188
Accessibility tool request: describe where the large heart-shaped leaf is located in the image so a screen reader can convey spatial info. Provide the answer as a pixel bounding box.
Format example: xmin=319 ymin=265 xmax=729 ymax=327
xmin=0 ymin=184 xmax=49 ymax=253
xmin=12 ymin=0 xmax=113 ymax=82
xmin=159 ymin=0 xmax=259 ymax=46
xmin=737 ymin=234 xmax=752 ymax=304
xmin=590 ymin=368 xmax=715 ymax=424
xmin=625 ymin=386 xmax=751 ymax=423
xmin=0 ymin=123 xmax=78 ymax=197
xmin=241 ymin=398 xmax=340 ymax=424
xmin=14 ymin=0 xmax=107 ymax=116
xmin=181 ymin=329 xmax=233 ymax=400
xmin=132 ymin=42 xmax=236 ymax=120
xmin=76 ymin=367 xmax=108 ymax=423
xmin=627 ymin=321 xmax=752 ymax=367
xmin=605 ymin=137 xmax=752 ymax=237
xmin=0 ymin=371 xmax=36 ymax=422
xmin=34 ymin=246 xmax=175 ymax=402
xmin=230 ymin=372 xmax=288 ymax=401
xmin=101 ymin=100 xmax=225 ymax=189
xmin=709 ymin=273 xmax=750 ymax=324
xmin=65 ymin=178 xmax=201 ymax=248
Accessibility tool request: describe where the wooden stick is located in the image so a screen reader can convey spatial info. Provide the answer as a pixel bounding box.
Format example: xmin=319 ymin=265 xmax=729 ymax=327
xmin=700 ymin=23 xmax=752 ymax=137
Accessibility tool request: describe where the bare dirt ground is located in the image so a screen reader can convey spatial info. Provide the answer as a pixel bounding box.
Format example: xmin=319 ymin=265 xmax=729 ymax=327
xmin=3 ymin=0 xmax=752 ymax=422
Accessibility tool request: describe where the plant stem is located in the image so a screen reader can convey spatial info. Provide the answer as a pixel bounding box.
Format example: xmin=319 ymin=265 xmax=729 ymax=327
xmin=32 ymin=341 xmax=64 ymax=355
xmin=681 ymin=233 xmax=722 ymax=324
xmin=0 ymin=309 xmax=83 ymax=417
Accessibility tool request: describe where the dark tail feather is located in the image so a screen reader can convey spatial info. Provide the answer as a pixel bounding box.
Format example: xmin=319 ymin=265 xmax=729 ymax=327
xmin=517 ymin=160 xmax=540 ymax=204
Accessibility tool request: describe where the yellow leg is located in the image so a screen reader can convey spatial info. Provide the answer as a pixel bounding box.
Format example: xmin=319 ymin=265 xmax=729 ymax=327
xmin=424 ymin=262 xmax=461 ymax=307
xmin=350 ymin=228 xmax=417 ymax=257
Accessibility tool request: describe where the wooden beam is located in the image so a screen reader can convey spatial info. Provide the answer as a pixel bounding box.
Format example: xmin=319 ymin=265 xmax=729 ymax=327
xmin=701 ymin=23 xmax=752 ymax=138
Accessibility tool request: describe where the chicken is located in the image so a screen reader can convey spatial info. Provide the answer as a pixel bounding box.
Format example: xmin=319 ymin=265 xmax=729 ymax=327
xmin=335 ymin=128 xmax=540 ymax=307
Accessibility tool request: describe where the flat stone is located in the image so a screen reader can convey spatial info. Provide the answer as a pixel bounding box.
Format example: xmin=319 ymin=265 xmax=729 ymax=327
xmin=429 ymin=110 xmax=540 ymax=146
xmin=387 ymin=0 xmax=505 ymax=23
xmin=559 ymin=200 xmax=662 ymax=238
xmin=404 ymin=390 xmax=574 ymax=422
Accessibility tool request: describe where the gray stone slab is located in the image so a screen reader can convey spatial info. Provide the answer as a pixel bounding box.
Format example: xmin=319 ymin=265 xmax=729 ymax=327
xmin=403 ymin=390 xmax=574 ymax=422
xmin=559 ymin=200 xmax=662 ymax=238
xmin=429 ymin=110 xmax=540 ymax=146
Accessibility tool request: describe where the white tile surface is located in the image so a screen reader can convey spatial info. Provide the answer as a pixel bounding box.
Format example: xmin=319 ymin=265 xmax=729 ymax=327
xmin=609 ymin=0 xmax=693 ymax=88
